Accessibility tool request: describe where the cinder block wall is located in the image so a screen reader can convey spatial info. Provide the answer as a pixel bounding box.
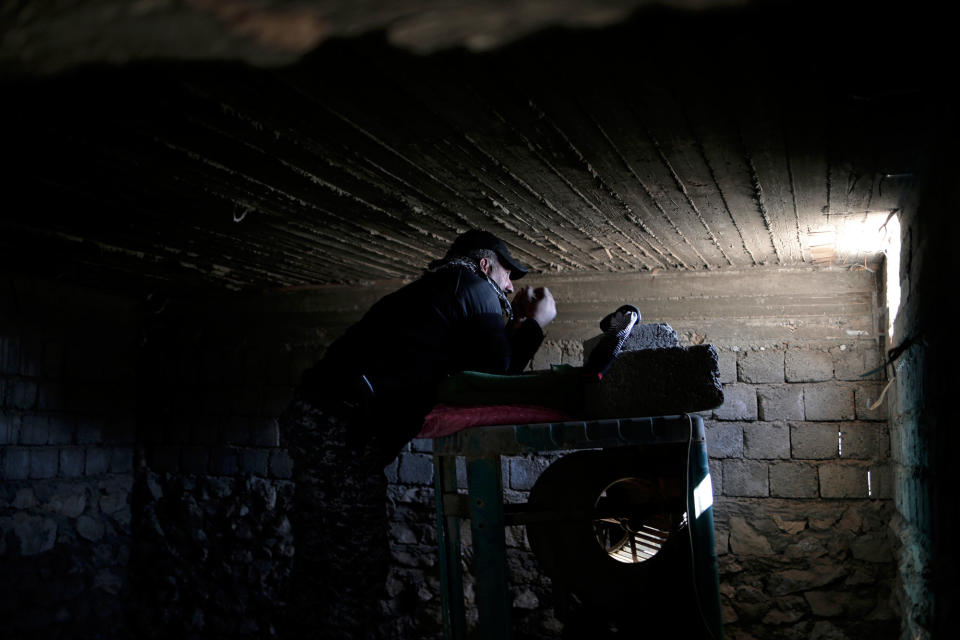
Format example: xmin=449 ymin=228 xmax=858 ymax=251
xmin=385 ymin=266 xmax=897 ymax=639
xmin=0 ymin=277 xmax=138 ymax=638
xmin=1 ymin=266 xmax=896 ymax=639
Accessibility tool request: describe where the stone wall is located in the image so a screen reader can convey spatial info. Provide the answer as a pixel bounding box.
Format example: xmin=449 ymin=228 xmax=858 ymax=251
xmin=706 ymin=343 xmax=895 ymax=640
xmin=129 ymin=295 xmax=312 ymax=638
xmin=1 ymin=266 xmax=898 ymax=639
xmin=384 ymin=267 xmax=897 ymax=639
xmin=0 ymin=277 xmax=138 ymax=638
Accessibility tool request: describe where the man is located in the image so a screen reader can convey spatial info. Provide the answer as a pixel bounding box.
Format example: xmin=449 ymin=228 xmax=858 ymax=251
xmin=280 ymin=229 xmax=558 ymax=638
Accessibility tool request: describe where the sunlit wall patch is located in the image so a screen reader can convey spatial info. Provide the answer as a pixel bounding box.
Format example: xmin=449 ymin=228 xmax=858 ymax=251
xmin=882 ymin=214 xmax=902 ymax=342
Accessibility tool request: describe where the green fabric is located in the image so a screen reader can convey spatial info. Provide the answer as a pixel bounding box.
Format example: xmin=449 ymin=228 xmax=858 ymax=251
xmin=436 ymin=365 xmax=583 ymax=413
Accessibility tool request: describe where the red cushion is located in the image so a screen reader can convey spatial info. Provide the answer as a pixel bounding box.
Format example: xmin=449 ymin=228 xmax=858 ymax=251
xmin=417 ymin=404 xmax=571 ymax=439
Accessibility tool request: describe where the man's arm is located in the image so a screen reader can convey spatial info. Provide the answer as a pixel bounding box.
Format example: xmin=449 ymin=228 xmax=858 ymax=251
xmin=453 ymin=276 xmax=557 ymax=374
xmin=505 ymin=286 xmax=556 ymax=373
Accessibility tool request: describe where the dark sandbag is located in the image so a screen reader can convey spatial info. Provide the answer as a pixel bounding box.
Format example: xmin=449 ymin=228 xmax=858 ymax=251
xmin=583 ymin=344 xmax=724 ymax=418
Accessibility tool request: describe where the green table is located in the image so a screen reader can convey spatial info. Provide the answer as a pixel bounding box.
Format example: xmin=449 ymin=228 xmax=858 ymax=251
xmin=426 ymin=414 xmax=724 ymax=639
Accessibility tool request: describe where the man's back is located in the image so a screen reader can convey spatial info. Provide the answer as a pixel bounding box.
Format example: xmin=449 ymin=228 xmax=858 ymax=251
xmin=303 ymin=266 xmax=543 ymax=445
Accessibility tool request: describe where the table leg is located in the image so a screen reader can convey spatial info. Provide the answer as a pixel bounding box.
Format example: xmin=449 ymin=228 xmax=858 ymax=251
xmin=467 ymin=455 xmax=511 ymax=640
xmin=434 ymin=454 xmax=467 ymax=640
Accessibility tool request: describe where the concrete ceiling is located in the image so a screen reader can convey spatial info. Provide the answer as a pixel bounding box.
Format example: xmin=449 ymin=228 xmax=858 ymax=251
xmin=1 ymin=0 xmax=942 ymax=294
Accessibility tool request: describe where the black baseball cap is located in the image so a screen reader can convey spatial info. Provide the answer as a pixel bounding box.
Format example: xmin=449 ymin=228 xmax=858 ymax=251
xmin=447 ymin=229 xmax=528 ymax=280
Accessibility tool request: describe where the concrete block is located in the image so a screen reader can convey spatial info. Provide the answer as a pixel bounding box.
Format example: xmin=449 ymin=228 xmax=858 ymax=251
xmin=60 ymin=447 xmax=85 ymax=477
xmin=834 ymin=344 xmax=883 ymax=381
xmin=0 ymin=411 xmax=20 ymax=445
xmin=47 ymin=415 xmax=74 ymax=445
xmin=222 ymin=416 xmax=251 ymax=445
xmin=191 ymin=420 xmax=221 ymax=446
xmin=289 ymin=350 xmax=317 ymax=388
xmin=261 ymin=386 xmax=294 ymax=417
xmin=209 ymin=446 xmax=239 ymax=476
xmin=203 ymin=387 xmax=233 ymax=415
xmin=37 ymin=382 xmax=68 ymax=411
xmin=240 ymin=448 xmax=269 ymax=477
xmin=869 ymin=464 xmax=893 ymax=499
xmin=64 ymin=343 xmax=105 ymax=381
xmin=266 ymin=350 xmax=292 ymax=385
xmin=583 ymin=345 xmax=723 ymax=418
xmin=109 ymin=447 xmax=134 ymax=473
xmin=269 ymin=449 xmax=294 ymax=479
xmin=819 ymin=463 xmax=869 ymax=498
xmin=2 ymin=447 xmax=30 ymax=480
xmin=785 ymin=350 xmax=833 ymax=382
xmin=19 ymin=414 xmax=50 ymax=445
xmin=583 ymin=322 xmax=680 ymax=360
xmin=86 ymin=448 xmax=111 ymax=475
xmin=17 ymin=335 xmax=44 ymax=377
xmin=103 ymin=415 xmax=136 ymax=444
xmin=743 ymin=422 xmax=790 ymax=459
xmin=250 ymin=417 xmax=280 ymax=447
xmin=9 ymin=380 xmax=37 ymax=410
xmin=110 ymin=382 xmax=137 ymax=412
xmin=30 ymin=448 xmax=58 ymax=479
xmin=722 ymin=459 xmax=768 ymax=497
xmin=840 ymin=423 xmax=890 ymax=460
xmin=790 ymin=422 xmax=840 ymax=459
xmin=769 ymin=462 xmax=819 ymax=498
xmin=717 ymin=350 xmax=737 ymax=384
xmin=43 ymin=341 xmax=64 ymax=378
xmin=232 ymin=384 xmax=262 ymax=414
xmin=508 ymin=456 xmax=552 ymax=491
xmin=1 ymin=334 xmax=21 ymax=374
xmin=68 ymin=382 xmax=112 ymax=413
xmin=221 ymin=350 xmax=246 ymax=386
xmin=398 ymin=453 xmax=434 ymax=486
xmin=804 ymin=384 xmax=855 ymax=421
xmin=76 ymin=417 xmax=103 ymax=444
xmin=147 ymin=446 xmax=179 ymax=473
xmin=757 ymin=385 xmax=804 ymax=421
xmin=201 ymin=350 xmax=225 ymax=384
xmin=738 ymin=350 xmax=784 ymax=384
xmin=181 ymin=446 xmax=209 ymax=474
xmin=714 ymin=384 xmax=757 ymax=421
xmin=854 ymin=383 xmax=889 ymax=421
xmin=410 ymin=438 xmax=434 ymax=453
xmin=243 ymin=349 xmax=268 ymax=385
xmin=705 ymin=421 xmax=744 ymax=458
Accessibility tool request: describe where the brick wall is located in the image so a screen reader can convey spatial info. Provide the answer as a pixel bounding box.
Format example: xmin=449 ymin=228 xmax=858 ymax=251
xmin=377 ymin=267 xmax=897 ymax=639
xmin=706 ymin=343 xmax=895 ymax=640
xmin=129 ymin=296 xmax=315 ymax=637
xmin=1 ymin=266 xmax=899 ymax=639
xmin=0 ymin=277 xmax=137 ymax=638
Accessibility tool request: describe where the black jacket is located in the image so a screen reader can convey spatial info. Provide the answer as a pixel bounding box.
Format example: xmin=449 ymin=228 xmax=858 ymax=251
xmin=302 ymin=266 xmax=544 ymax=443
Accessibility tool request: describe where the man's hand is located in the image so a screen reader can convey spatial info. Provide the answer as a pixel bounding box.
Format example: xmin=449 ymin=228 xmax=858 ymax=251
xmin=513 ymin=286 xmax=557 ymax=329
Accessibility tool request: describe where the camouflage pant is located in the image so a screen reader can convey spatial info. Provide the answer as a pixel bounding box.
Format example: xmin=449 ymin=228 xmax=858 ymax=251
xmin=279 ymin=399 xmax=390 ymax=639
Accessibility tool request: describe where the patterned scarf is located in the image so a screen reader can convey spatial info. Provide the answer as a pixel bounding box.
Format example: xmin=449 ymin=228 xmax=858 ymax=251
xmin=427 ymin=257 xmax=514 ymax=320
